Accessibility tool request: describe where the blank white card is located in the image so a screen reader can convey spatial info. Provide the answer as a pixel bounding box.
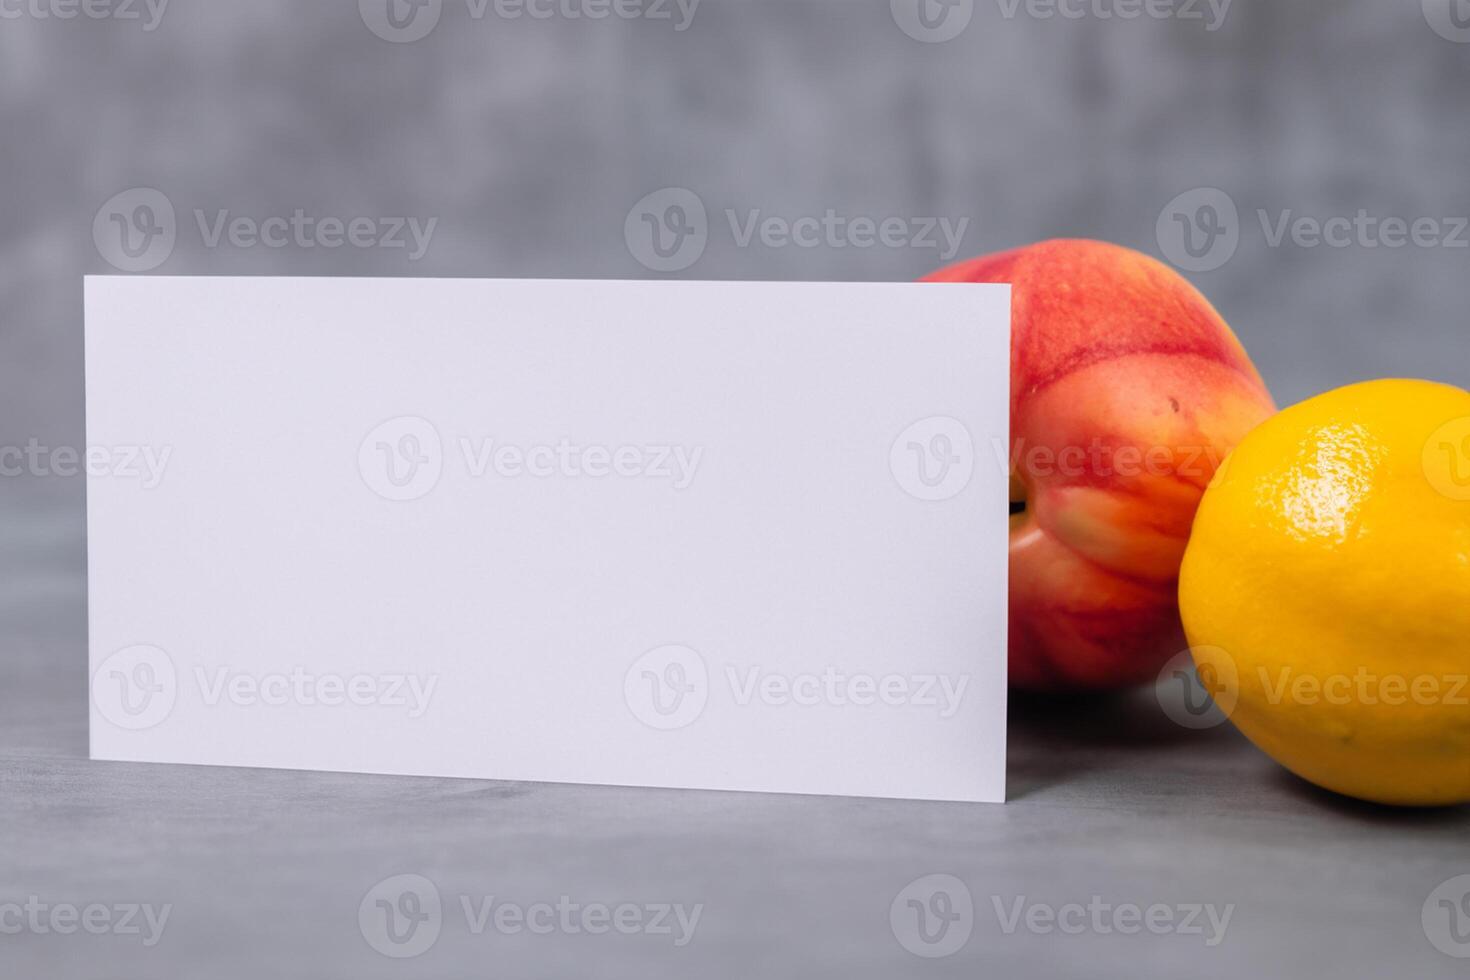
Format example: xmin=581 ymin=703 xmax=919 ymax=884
xmin=85 ymin=277 xmax=1010 ymax=802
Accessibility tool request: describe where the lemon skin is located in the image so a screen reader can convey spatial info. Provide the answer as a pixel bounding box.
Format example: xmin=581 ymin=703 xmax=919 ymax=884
xmin=1179 ymin=378 xmax=1470 ymax=806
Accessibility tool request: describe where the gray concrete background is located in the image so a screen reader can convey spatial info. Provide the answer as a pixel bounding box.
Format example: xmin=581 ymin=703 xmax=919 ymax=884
xmin=2 ymin=0 xmax=1469 ymax=976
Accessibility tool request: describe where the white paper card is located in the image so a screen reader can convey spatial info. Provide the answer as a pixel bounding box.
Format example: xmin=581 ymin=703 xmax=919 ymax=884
xmin=85 ymin=277 xmax=1010 ymax=802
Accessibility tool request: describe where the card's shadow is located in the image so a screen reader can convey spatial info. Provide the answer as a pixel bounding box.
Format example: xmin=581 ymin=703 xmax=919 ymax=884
xmin=1005 ymin=688 xmax=1239 ymax=801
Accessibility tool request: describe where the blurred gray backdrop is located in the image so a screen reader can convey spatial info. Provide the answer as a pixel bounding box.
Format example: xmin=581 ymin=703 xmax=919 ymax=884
xmin=5 ymin=0 xmax=1470 ymax=766
xmin=6 ymin=0 xmax=1470 ymax=453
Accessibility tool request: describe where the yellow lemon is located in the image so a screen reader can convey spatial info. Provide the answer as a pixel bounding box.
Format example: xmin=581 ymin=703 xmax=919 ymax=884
xmin=1179 ymin=378 xmax=1470 ymax=806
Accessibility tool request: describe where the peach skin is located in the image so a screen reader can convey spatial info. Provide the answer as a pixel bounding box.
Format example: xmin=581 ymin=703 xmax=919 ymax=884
xmin=925 ymin=240 xmax=1276 ymax=690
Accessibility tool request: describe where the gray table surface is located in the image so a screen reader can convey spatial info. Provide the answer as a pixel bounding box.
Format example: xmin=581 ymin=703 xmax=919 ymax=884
xmin=2 ymin=485 xmax=1466 ymax=979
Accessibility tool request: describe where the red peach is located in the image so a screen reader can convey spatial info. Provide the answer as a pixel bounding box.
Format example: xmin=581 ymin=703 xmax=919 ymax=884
xmin=925 ymin=240 xmax=1276 ymax=690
